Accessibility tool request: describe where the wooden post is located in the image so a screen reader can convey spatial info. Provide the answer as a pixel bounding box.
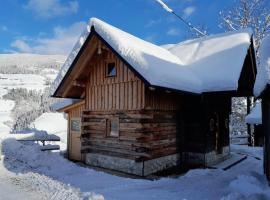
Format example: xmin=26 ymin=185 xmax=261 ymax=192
xmin=247 ymin=97 xmax=252 ymax=146
xmin=262 ymin=95 xmax=270 ymax=182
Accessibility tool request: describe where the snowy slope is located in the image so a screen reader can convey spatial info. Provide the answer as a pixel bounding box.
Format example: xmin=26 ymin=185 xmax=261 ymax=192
xmin=52 ymin=17 xmax=252 ymax=95
xmin=0 ymin=54 xmax=65 ymax=68
xmin=0 ymin=53 xmax=66 ymax=136
xmin=0 ymin=74 xmax=46 ymax=91
xmin=0 ymin=53 xmax=66 ymax=82
xmin=0 ymin=100 xmax=15 ymax=134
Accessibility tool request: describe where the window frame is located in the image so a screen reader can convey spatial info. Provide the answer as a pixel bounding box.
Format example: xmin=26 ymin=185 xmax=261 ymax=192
xmin=106 ymin=117 xmax=120 ymax=138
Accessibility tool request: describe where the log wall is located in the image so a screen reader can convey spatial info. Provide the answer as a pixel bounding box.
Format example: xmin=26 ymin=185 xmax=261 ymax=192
xmin=81 ymin=110 xmax=180 ymax=162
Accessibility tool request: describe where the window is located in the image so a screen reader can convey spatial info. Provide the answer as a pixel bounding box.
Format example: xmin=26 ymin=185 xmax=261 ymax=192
xmin=106 ymin=62 xmax=117 ymax=77
xmin=71 ymin=119 xmax=81 ymax=132
xmin=106 ymin=118 xmax=119 ymax=137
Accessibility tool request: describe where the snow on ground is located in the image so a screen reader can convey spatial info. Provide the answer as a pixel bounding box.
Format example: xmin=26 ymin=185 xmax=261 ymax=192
xmin=0 ymin=99 xmax=14 ymax=134
xmin=1 ymin=138 xmax=270 ymax=200
xmin=0 ymin=166 xmax=41 ymax=200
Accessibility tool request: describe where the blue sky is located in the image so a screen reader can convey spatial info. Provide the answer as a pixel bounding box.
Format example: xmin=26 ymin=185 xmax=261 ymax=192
xmin=0 ymin=0 xmax=235 ymax=55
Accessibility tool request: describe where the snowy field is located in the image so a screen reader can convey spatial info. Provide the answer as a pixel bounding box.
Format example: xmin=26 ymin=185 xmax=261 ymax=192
xmin=0 ymin=54 xmax=269 ymax=199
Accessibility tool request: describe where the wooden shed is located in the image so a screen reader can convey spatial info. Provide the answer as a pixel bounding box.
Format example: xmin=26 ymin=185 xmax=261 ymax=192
xmin=52 ymin=18 xmax=256 ymax=176
xmin=253 ymin=34 xmax=270 ymax=182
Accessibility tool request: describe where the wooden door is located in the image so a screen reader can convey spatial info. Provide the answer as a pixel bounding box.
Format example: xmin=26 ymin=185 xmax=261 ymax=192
xmin=209 ymin=112 xmax=222 ymax=154
xmin=69 ymin=117 xmax=82 ymax=161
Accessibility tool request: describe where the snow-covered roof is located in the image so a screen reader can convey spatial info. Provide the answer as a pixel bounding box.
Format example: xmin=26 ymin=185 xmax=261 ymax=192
xmin=254 ymin=35 xmax=270 ymax=97
xmin=245 ymin=102 xmax=262 ymax=124
xmin=52 ymin=99 xmax=82 ymax=111
xmin=51 ymin=18 xmax=253 ymax=96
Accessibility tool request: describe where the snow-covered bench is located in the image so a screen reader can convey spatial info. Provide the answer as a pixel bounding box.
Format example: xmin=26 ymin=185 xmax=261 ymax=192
xmin=13 ymin=132 xmax=61 ymax=151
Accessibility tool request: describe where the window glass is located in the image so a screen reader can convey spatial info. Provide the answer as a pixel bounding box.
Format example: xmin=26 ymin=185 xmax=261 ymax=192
xmin=107 ymin=118 xmax=119 ymax=137
xmin=107 ymin=62 xmax=117 ymax=77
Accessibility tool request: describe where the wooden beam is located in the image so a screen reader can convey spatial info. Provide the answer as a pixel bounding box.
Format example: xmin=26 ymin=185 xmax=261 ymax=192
xmin=73 ymin=80 xmax=86 ymax=88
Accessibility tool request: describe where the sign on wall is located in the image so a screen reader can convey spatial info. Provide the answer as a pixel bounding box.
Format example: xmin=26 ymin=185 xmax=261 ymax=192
xmin=71 ymin=119 xmax=81 ymax=132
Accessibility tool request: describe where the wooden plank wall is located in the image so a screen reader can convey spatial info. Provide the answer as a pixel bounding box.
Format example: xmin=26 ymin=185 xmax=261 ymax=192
xmin=68 ymin=104 xmax=85 ymax=118
xmin=85 ymin=51 xmax=145 ymax=111
xmin=81 ymin=110 xmax=180 ymax=161
xmin=145 ymin=89 xmax=182 ymax=110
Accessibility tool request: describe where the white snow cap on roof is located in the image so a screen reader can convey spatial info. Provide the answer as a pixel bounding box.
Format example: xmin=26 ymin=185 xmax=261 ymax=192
xmin=245 ymin=102 xmax=262 ymax=124
xmin=51 ymin=17 xmax=253 ymax=95
xmin=254 ymin=35 xmax=270 ymax=97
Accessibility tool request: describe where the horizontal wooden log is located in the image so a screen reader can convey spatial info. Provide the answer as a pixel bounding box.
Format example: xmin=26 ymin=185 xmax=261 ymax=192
xmin=81 ymin=145 xmax=150 ymax=158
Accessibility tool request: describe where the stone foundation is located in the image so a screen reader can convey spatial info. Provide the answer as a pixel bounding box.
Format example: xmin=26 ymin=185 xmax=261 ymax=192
xmin=205 ymin=146 xmax=230 ymax=166
xmin=183 ymin=146 xmax=230 ymax=166
xmin=85 ymin=147 xmax=230 ymax=175
xmin=85 ymin=153 xmax=181 ymax=176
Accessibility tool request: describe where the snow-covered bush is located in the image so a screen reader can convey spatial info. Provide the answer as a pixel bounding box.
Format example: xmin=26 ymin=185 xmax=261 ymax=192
xmin=3 ymin=88 xmax=60 ymax=132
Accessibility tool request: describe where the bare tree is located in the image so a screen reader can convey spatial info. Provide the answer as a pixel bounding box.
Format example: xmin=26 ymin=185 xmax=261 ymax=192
xmin=219 ymin=0 xmax=270 ymax=54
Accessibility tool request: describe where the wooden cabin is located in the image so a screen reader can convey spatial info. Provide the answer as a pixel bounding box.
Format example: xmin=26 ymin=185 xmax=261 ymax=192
xmin=52 ymin=18 xmax=256 ymax=176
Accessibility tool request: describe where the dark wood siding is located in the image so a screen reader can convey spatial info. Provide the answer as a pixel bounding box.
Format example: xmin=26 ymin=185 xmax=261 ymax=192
xmin=145 ymin=88 xmax=183 ymax=110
